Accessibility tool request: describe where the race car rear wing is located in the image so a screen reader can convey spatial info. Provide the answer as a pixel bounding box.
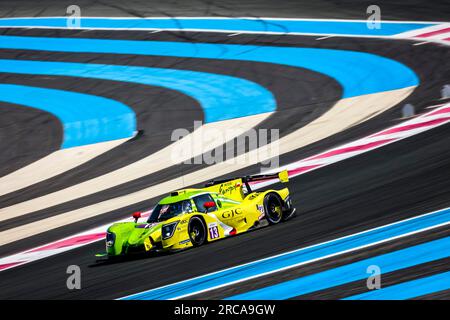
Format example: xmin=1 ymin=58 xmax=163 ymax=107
xmin=244 ymin=170 xmax=289 ymax=184
xmin=205 ymin=170 xmax=289 ymax=194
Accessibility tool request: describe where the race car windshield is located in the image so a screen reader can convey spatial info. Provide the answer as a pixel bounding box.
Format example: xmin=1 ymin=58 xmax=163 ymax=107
xmin=147 ymin=200 xmax=192 ymax=222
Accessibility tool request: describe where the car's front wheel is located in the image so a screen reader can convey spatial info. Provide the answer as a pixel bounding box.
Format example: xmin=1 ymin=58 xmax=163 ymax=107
xmin=264 ymin=193 xmax=283 ymax=224
xmin=188 ymin=216 xmax=207 ymax=247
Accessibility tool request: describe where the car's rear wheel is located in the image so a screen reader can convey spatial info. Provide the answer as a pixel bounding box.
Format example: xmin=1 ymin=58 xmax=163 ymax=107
xmin=188 ymin=216 xmax=207 ymax=247
xmin=264 ymin=194 xmax=283 ymax=224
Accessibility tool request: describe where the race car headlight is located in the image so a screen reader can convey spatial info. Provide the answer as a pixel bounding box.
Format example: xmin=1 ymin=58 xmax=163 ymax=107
xmin=106 ymin=231 xmax=116 ymax=247
xmin=162 ymin=221 xmax=179 ymax=240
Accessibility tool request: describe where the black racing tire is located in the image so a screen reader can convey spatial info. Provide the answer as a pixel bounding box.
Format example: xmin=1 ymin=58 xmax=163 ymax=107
xmin=264 ymin=193 xmax=283 ymax=225
xmin=188 ymin=216 xmax=207 ymax=247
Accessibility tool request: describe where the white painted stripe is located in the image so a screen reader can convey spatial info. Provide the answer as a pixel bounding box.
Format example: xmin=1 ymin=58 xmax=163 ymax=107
xmin=0 ymin=138 xmax=129 ymax=196
xmin=255 ymin=104 xmax=450 ymax=190
xmin=392 ymin=23 xmax=450 ymax=38
xmin=429 ymin=32 xmax=450 ymax=40
xmin=412 ymin=41 xmax=430 ymax=46
xmin=316 ymin=35 xmax=334 ymax=40
xmin=276 ymin=121 xmax=450 ymax=175
xmin=410 ymin=38 xmax=450 ymax=45
xmin=0 ymin=25 xmax=437 ymax=41
xmin=392 ymin=23 xmax=450 ymax=45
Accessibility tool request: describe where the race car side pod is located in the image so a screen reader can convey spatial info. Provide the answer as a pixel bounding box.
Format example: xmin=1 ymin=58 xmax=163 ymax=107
xmin=205 ymin=170 xmax=289 ymax=193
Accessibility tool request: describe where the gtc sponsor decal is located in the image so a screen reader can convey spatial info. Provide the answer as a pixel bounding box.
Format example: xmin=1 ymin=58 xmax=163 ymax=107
xmin=221 ymin=208 xmax=243 ymax=219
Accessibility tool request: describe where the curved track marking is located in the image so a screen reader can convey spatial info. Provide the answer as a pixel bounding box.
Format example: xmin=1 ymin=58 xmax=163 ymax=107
xmin=0 ymin=17 xmax=436 ymax=37
xmin=0 ymin=36 xmax=419 ymax=97
xmin=0 ymin=84 xmax=135 ymax=148
xmin=0 ymin=88 xmax=414 ymax=245
xmin=0 ymin=59 xmax=276 ymax=123
xmin=0 ymin=60 xmax=275 ymax=196
xmin=0 ymin=139 xmax=128 ymax=195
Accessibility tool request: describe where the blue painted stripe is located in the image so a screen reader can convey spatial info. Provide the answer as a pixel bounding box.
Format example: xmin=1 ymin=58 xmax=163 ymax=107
xmin=344 ymin=271 xmax=450 ymax=300
xmin=0 ymin=18 xmax=436 ymax=36
xmin=0 ymin=84 xmax=135 ymax=148
xmin=227 ymin=237 xmax=450 ymax=300
xmin=0 ymin=36 xmax=419 ymax=97
xmin=0 ymin=59 xmax=276 ymax=123
xmin=120 ymin=207 xmax=450 ymax=300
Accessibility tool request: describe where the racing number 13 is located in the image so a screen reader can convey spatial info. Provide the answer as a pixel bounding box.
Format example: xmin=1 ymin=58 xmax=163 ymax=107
xmin=209 ymin=225 xmax=219 ymax=239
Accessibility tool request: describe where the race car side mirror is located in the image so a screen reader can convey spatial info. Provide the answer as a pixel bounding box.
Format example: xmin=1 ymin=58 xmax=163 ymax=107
xmin=132 ymin=211 xmax=141 ymax=223
xmin=203 ymin=201 xmax=215 ymax=212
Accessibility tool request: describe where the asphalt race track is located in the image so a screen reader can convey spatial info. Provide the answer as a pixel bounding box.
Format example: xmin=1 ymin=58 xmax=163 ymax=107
xmin=0 ymin=0 xmax=449 ymax=300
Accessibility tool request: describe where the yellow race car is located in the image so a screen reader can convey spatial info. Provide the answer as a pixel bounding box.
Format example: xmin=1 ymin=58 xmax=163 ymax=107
xmin=100 ymin=170 xmax=295 ymax=257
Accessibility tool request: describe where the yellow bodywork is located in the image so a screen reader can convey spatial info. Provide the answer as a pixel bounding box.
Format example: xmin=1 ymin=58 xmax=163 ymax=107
xmin=105 ymin=170 xmax=292 ymax=255
xmin=159 ymin=174 xmax=290 ymax=251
